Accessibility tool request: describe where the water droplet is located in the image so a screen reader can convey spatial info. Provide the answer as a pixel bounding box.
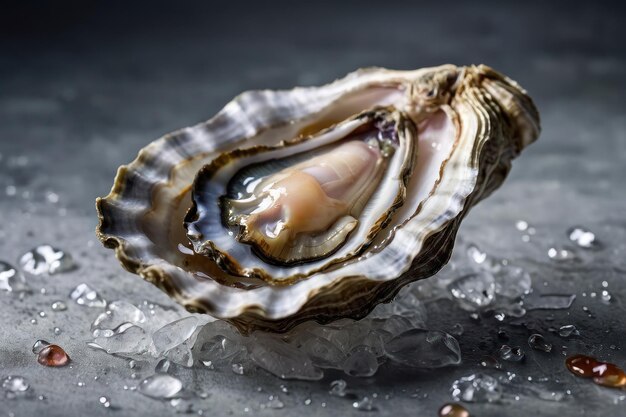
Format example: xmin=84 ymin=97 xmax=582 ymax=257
xmin=37 ymin=344 xmax=70 ymax=367
xmin=352 ymin=396 xmax=375 ymax=411
xmin=70 ymin=283 xmax=106 ymax=308
xmin=38 ymin=311 xmax=46 ymax=318
xmin=499 ymin=345 xmax=525 ymax=362
xmin=450 ymin=373 xmax=502 ymax=403
xmin=515 ymin=220 xmax=529 ymax=231
xmin=46 ymin=191 xmax=59 ymax=204
xmin=558 ymin=325 xmax=580 ymax=338
xmin=329 ymin=379 xmax=347 ymax=397
xmin=19 ymin=245 xmax=77 ymax=275
xmin=138 ymin=374 xmax=183 ymax=399
xmin=264 ymin=395 xmax=284 ymax=409
xmin=53 ymin=327 xmax=62 ymax=335
xmin=6 ymin=185 xmax=17 ymax=196
xmin=479 ymin=355 xmax=501 ymax=369
xmin=77 ymin=382 xmax=85 ymax=387
xmin=0 ymin=261 xmax=29 ymax=293
xmin=547 ymin=247 xmax=577 ymax=262
xmin=129 ymin=360 xmax=136 ymax=369
xmin=32 ymin=339 xmax=50 ymax=354
xmin=304 ymin=398 xmax=312 ymax=405
xmin=385 ymin=329 xmax=461 ymax=368
xmin=567 ymin=227 xmax=599 ymax=249
xmin=439 ymin=403 xmax=470 ymax=417
xmin=528 ymin=334 xmax=552 ymax=353
xmin=566 ymin=354 xmax=626 ymax=388
xmin=2 ymin=376 xmax=30 ymax=393
xmin=30 ymin=318 xmax=37 ymax=324
xmin=231 ymin=363 xmax=244 ymax=375
xmin=51 ymin=301 xmax=67 ymax=311
xmin=99 ymin=396 xmax=110 ymax=408
xmin=466 ymin=244 xmax=487 ymax=264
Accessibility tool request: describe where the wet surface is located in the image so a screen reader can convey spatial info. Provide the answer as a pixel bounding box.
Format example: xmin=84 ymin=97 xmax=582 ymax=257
xmin=1 ymin=1 xmax=626 ymax=416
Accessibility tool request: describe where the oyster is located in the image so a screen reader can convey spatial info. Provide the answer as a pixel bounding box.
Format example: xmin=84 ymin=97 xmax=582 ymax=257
xmin=96 ymin=64 xmax=540 ymax=333
xmin=185 ymin=108 xmax=417 ymax=280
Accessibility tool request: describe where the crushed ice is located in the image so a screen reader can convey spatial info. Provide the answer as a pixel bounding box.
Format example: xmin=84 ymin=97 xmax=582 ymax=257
xmin=83 ymin=234 xmax=591 ymax=382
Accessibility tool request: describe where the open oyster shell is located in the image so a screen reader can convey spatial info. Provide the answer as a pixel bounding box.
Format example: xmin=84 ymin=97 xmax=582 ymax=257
xmin=96 ymin=64 xmax=540 ymax=333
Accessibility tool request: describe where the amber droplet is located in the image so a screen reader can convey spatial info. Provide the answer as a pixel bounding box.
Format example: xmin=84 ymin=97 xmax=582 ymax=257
xmin=565 ymin=354 xmax=600 ymax=377
xmin=439 ymin=403 xmax=470 ymax=417
xmin=37 ymin=344 xmax=70 ymax=367
xmin=592 ymin=363 xmax=626 ymax=388
xmin=566 ymin=354 xmax=626 ymax=388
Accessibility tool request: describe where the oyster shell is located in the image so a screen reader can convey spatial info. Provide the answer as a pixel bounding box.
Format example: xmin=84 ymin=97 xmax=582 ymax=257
xmin=96 ymin=64 xmax=540 ymax=333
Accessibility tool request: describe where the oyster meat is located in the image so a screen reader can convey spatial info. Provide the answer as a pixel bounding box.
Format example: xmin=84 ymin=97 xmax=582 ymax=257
xmin=96 ymin=64 xmax=540 ymax=333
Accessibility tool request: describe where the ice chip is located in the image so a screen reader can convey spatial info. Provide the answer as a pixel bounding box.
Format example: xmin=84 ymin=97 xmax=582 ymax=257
xmin=385 ymin=329 xmax=461 ymax=368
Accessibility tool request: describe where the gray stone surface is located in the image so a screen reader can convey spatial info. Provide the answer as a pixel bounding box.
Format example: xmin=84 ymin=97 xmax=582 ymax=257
xmin=1 ymin=1 xmax=625 ymax=416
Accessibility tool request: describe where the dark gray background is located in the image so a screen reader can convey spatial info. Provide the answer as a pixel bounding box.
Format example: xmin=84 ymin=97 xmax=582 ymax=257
xmin=1 ymin=1 xmax=625 ymax=416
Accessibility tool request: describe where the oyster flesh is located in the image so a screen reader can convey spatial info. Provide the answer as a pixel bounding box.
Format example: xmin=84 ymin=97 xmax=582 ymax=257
xmin=96 ymin=64 xmax=540 ymax=333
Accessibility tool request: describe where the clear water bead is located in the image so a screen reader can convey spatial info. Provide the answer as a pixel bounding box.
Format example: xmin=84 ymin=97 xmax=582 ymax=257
xmin=0 ymin=261 xmax=29 ymax=293
xmin=466 ymin=244 xmax=487 ymax=264
xmin=558 ymin=325 xmax=580 ymax=338
xmin=32 ymin=339 xmax=50 ymax=354
xmin=515 ymin=220 xmax=529 ymax=231
xmin=138 ymin=374 xmax=183 ymax=399
xmin=70 ymin=283 xmax=106 ymax=307
xmin=2 ymin=375 xmax=30 ymax=392
xmin=99 ymin=396 xmax=110 ymax=408
xmin=499 ymin=345 xmax=525 ymax=361
xmin=450 ymin=373 xmax=502 ymax=403
xmin=19 ymin=245 xmax=77 ymax=275
xmin=547 ymin=247 xmax=577 ymax=262
xmin=353 ymin=396 xmax=375 ymax=411
xmin=51 ymin=300 xmax=68 ymax=311
xmin=384 ymin=329 xmax=461 ymax=368
xmin=264 ymin=395 xmax=284 ymax=409
xmin=528 ymin=334 xmax=552 ymax=352
xmin=567 ymin=226 xmax=598 ymax=249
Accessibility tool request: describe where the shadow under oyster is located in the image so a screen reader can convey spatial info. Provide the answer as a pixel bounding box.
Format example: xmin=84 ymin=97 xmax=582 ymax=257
xmin=96 ymin=64 xmax=540 ymax=333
